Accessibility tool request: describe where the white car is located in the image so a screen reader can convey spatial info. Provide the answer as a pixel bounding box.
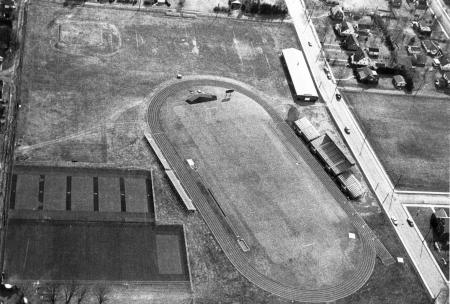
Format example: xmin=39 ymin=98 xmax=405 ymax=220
xmin=391 ymin=216 xmax=398 ymax=226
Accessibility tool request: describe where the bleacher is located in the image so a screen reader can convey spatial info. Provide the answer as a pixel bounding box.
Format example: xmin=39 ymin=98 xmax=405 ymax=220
xmin=310 ymin=133 xmax=354 ymax=176
xmin=145 ymin=132 xmax=196 ymax=212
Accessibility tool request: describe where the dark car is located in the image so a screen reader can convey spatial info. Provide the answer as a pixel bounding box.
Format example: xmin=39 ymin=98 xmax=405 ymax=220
xmin=335 ymin=93 xmax=341 ymax=101
xmin=407 ymin=218 xmax=414 ymax=227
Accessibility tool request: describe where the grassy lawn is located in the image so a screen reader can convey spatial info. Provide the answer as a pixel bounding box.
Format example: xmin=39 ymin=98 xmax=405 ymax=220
xmin=407 ymin=206 xmax=449 ymax=280
xmin=345 ymin=91 xmax=449 ymax=192
xmin=5 ymin=220 xmax=189 ymax=281
xmin=160 ymin=84 xmax=364 ymax=290
xmin=337 ymin=212 xmax=431 ymax=304
xmin=17 ymin=0 xmax=297 ymax=163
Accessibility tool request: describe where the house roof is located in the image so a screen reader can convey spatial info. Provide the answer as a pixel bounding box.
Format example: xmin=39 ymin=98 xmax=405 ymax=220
xmin=357 ymin=66 xmax=377 ymax=78
xmin=345 ymin=34 xmax=359 ymax=47
xmin=294 ymin=117 xmax=321 ymax=142
xmin=353 ymin=47 xmax=368 ymax=61
xmin=341 ymin=21 xmax=354 ymax=32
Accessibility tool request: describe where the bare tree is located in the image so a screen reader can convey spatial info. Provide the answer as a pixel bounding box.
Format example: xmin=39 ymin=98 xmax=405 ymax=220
xmin=75 ymin=286 xmax=88 ymax=304
xmin=94 ymin=285 xmax=109 ymax=304
xmin=62 ymin=281 xmax=79 ymax=304
xmin=47 ymin=284 xmax=60 ymax=304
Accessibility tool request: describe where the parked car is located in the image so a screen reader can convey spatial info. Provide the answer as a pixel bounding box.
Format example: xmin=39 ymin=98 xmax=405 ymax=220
xmin=391 ymin=216 xmax=398 ymax=226
xmin=335 ymin=93 xmax=341 ymax=100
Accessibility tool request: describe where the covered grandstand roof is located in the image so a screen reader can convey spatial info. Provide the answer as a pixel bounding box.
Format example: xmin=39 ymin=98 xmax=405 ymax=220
xmin=337 ymin=171 xmax=365 ymax=199
xmin=293 ymin=117 xmax=320 ymax=142
xmin=310 ymin=133 xmax=354 ymax=176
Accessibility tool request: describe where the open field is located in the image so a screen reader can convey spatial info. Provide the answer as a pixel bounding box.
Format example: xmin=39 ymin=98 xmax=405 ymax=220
xmin=4 ymin=220 xmax=189 ymax=282
xmin=406 ymin=206 xmax=449 ymax=280
xmin=159 ymin=82 xmax=366 ymax=290
xmin=16 ymin=0 xmax=298 ymax=163
xmin=345 ymin=91 xmax=449 ymax=192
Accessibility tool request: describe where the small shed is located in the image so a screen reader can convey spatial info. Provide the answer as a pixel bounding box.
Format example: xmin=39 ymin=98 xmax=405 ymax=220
xmin=440 ymin=54 xmax=450 ymax=71
xmin=330 ymin=6 xmax=344 ymax=21
xmin=293 ymin=117 xmax=320 ymax=143
xmin=310 ymin=133 xmax=355 ymax=176
xmin=411 ymin=54 xmax=426 ymax=67
xmin=186 ymin=94 xmax=217 ymax=104
xmin=337 ymin=171 xmax=365 ymax=199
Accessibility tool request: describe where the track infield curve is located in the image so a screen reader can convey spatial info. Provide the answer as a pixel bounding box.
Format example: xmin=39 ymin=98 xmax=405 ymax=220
xmin=146 ymin=75 xmax=377 ymax=303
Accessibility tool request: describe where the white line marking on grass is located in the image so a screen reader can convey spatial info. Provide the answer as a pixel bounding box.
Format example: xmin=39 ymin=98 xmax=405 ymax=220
xmin=264 ymin=53 xmax=271 ymax=69
xmin=232 ymin=30 xmax=244 ymax=66
xmin=22 ymin=239 xmax=30 ymax=274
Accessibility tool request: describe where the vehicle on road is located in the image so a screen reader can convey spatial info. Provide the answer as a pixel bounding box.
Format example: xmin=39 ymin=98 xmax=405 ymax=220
xmin=391 ymin=216 xmax=398 ymax=226
xmin=308 ymin=41 xmax=312 ymax=47
xmin=335 ymin=93 xmax=341 ymax=100
xmin=324 ymin=67 xmax=332 ymax=79
xmin=344 ymin=127 xmax=350 ymax=134
xmin=407 ymin=218 xmax=414 ymax=227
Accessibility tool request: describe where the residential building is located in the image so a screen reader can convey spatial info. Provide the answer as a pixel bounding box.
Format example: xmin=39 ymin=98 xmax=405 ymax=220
xmin=406 ymin=45 xmax=422 ymax=55
xmin=368 ymin=47 xmax=379 ymax=58
xmin=439 ymin=54 xmax=450 ymax=71
xmin=343 ymin=34 xmax=359 ymax=51
xmin=356 ymin=66 xmax=379 ymax=83
xmin=421 ymin=40 xmax=441 ymax=56
xmin=335 ymin=21 xmax=355 ymax=37
xmin=411 ymin=54 xmax=426 ymax=67
xmin=350 ymin=47 xmax=371 ymax=66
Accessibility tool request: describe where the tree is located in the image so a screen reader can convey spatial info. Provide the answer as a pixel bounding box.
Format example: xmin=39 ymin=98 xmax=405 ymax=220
xmin=94 ymin=285 xmax=109 ymax=304
xmin=62 ymin=281 xmax=79 ymax=304
xmin=75 ymin=286 xmax=88 ymax=304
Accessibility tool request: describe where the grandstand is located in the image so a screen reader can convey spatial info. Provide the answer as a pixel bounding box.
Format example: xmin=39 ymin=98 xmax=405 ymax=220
xmin=310 ymin=133 xmax=354 ymax=176
xmin=144 ymin=131 xmax=196 ymax=212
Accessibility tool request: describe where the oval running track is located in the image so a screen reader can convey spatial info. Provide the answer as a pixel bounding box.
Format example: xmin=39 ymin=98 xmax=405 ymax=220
xmin=146 ymin=75 xmax=376 ymax=303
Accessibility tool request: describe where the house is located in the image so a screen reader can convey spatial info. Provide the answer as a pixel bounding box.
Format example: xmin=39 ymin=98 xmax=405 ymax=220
xmin=442 ymin=71 xmax=450 ymax=86
xmin=351 ymin=47 xmax=371 ymax=66
xmin=335 ymin=21 xmax=355 ymax=37
xmin=411 ymin=54 xmax=427 ymax=67
xmin=330 ymin=6 xmax=344 ymax=21
xmin=412 ymin=21 xmax=432 ymax=35
xmin=390 ymin=0 xmax=402 ymax=7
xmin=357 ymin=16 xmax=372 ymax=36
xmin=368 ymin=47 xmax=379 ymax=58
xmin=392 ymin=75 xmax=406 ymax=88
xmin=356 ymin=66 xmax=379 ymax=83
xmin=421 ymin=40 xmax=441 ymax=56
xmin=406 ymin=45 xmax=422 ymax=55
xmin=439 ymin=54 xmax=450 ymax=71
xmin=343 ymin=34 xmax=359 ymax=51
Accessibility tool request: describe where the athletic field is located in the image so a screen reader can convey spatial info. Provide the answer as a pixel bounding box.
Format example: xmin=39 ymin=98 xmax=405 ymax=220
xmin=4 ymin=220 xmax=189 ymax=282
xmin=159 ymin=84 xmax=365 ymax=290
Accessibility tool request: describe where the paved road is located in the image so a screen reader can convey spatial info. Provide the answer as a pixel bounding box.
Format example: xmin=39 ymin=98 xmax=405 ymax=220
xmin=284 ymin=0 xmax=450 ymax=298
xmin=430 ymin=0 xmax=450 ymax=38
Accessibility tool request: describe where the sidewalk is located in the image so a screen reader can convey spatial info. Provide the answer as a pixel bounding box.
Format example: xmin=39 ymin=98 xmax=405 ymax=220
xmin=284 ymin=0 xmax=449 ymax=298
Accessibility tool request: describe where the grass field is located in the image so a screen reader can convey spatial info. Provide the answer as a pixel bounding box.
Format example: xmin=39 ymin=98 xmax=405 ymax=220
xmin=159 ymin=84 xmax=365 ymax=289
xmin=345 ymin=91 xmax=449 ymax=192
xmin=4 ymin=220 xmax=189 ymax=282
xmin=406 ymin=206 xmax=449 ymax=280
xmin=17 ymin=0 xmax=298 ymax=163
